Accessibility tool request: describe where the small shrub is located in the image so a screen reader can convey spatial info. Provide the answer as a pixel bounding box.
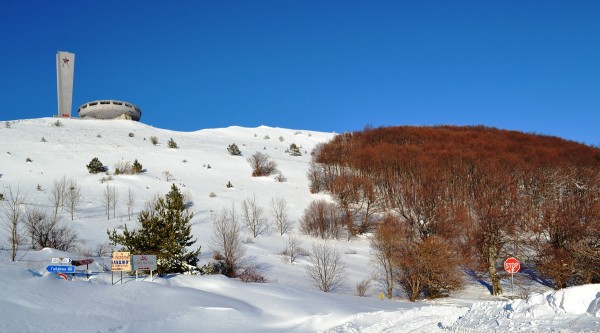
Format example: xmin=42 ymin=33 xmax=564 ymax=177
xmin=247 ymin=152 xmax=278 ymax=177
xmin=167 ymin=138 xmax=178 ymax=148
xmin=150 ymin=136 xmax=159 ymax=145
xmin=128 ymin=132 xmax=135 ymax=137
xmin=227 ymin=143 xmax=242 ymax=156
xmin=41 ymin=137 xmax=46 ymax=142
xmin=114 ymin=161 xmax=133 ymax=175
xmin=356 ymin=278 xmax=372 ymax=297
xmin=132 ymin=159 xmax=143 ymax=174
xmin=94 ymin=242 xmax=113 ymax=257
xmin=226 ymin=181 xmax=233 ymax=188
xmin=100 ymin=175 xmax=113 ymax=183
xmin=209 ymin=192 xmax=217 ymax=198
xmin=162 ymin=170 xmax=173 ymax=181
xmin=288 ymin=143 xmax=302 ymax=156
xmin=53 ymin=120 xmax=63 ymax=127
xmin=207 ymin=164 xmax=211 ymax=169
xmin=279 ymin=136 xmax=284 ymax=142
xmin=274 ymin=172 xmax=287 ymax=182
xmin=36 ymin=184 xmax=42 ymax=191
xmin=263 ymin=135 xmax=270 ymax=140
xmin=26 ymin=157 xmax=33 ymax=163
xmin=96 ymin=134 xmax=102 ymax=138
xmin=238 ymin=266 xmax=267 ymax=283
xmin=199 ymin=261 xmax=228 ymax=275
xmin=0 ymin=193 xmax=4 ymax=201
xmin=4 ymin=121 xmax=11 ymax=128
xmin=87 ymin=157 xmax=105 ymax=174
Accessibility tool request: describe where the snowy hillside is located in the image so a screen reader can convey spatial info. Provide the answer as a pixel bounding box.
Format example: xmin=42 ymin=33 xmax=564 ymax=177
xmin=0 ymin=118 xmax=599 ymax=332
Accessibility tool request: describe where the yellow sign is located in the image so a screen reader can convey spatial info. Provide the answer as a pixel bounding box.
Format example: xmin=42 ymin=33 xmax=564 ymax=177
xmin=111 ymin=252 xmax=131 ymax=271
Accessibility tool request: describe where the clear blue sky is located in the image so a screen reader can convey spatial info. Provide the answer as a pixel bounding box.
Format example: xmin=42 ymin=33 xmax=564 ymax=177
xmin=1 ymin=1 xmax=598 ymax=145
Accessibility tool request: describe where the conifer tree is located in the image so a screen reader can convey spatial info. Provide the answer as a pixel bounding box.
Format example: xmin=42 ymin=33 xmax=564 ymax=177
xmin=288 ymin=143 xmax=302 ymax=156
xmin=227 ymin=143 xmax=242 ymax=156
xmin=87 ymin=157 xmax=105 ymax=174
xmin=107 ymin=184 xmax=200 ymax=275
xmin=132 ymin=159 xmax=143 ymax=174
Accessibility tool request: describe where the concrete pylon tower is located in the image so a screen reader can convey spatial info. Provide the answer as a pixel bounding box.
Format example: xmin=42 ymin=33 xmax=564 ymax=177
xmin=56 ymin=51 xmax=75 ymax=117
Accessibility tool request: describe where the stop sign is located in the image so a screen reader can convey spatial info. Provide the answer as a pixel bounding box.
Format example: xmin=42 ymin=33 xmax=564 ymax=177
xmin=504 ymin=257 xmax=520 ymax=274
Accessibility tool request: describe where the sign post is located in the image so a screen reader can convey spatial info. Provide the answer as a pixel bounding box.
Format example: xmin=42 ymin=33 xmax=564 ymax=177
xmin=111 ymin=252 xmax=131 ymax=285
xmin=504 ymin=257 xmax=521 ymax=298
xmin=46 ymin=265 xmax=75 ymax=274
xmin=132 ymin=255 xmax=157 ymax=281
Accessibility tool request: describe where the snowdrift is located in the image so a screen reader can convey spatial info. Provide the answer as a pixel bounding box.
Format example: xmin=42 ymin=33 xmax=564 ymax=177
xmin=452 ymin=284 xmax=600 ymax=332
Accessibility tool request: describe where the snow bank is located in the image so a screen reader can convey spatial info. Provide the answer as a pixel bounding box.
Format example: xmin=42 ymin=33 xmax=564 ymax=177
xmin=452 ymin=284 xmax=600 ymax=332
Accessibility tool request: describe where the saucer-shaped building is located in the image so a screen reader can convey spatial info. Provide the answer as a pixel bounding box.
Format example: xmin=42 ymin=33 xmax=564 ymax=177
xmin=78 ymin=100 xmax=142 ymax=121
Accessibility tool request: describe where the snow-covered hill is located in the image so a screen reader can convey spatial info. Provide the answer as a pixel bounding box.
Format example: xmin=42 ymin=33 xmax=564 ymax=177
xmin=1 ymin=118 xmax=598 ymax=332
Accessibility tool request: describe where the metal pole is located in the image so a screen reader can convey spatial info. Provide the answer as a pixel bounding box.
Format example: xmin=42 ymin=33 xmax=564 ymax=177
xmin=511 ymin=272 xmax=514 ymax=298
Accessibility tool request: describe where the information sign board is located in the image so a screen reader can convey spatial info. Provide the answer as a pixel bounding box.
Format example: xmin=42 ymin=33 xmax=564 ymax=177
xmin=46 ymin=265 xmax=75 ymax=273
xmin=111 ymin=252 xmax=131 ymax=271
xmin=51 ymin=257 xmax=72 ymax=264
xmin=132 ymin=255 xmax=157 ymax=271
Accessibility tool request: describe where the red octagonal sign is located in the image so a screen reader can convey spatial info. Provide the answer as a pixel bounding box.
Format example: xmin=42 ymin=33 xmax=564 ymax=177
xmin=504 ymin=257 xmax=520 ymax=274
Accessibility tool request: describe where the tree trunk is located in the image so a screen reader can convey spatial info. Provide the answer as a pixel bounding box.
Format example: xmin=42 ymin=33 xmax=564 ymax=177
xmin=488 ymin=244 xmax=502 ymax=296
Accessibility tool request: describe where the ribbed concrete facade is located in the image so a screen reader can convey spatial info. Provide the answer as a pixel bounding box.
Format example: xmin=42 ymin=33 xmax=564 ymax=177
xmin=78 ymin=100 xmax=142 ymax=121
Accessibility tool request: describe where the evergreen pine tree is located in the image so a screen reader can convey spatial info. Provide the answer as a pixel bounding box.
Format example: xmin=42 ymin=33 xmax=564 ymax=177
xmin=288 ymin=143 xmax=302 ymax=156
xmin=227 ymin=143 xmax=242 ymax=156
xmin=168 ymin=138 xmax=178 ymax=148
xmin=132 ymin=159 xmax=143 ymax=174
xmin=107 ymin=184 xmax=200 ymax=275
xmin=87 ymin=157 xmax=105 ymax=174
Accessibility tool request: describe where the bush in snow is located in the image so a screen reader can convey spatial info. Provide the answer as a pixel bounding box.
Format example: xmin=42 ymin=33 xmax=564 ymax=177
xmin=227 ymin=143 xmax=242 ymax=156
xmin=86 ymin=157 xmax=106 ymax=174
xmin=287 ymin=143 xmax=302 ymax=156
xmin=132 ymin=159 xmax=143 ymax=174
xmin=247 ymin=152 xmax=278 ymax=177
xmin=168 ymin=138 xmax=178 ymax=148
xmin=25 ymin=208 xmax=78 ymax=251
xmin=305 ymin=241 xmax=347 ymax=292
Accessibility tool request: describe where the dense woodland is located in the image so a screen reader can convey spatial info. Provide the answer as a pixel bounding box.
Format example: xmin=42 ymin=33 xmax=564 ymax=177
xmin=306 ymin=125 xmax=600 ymax=299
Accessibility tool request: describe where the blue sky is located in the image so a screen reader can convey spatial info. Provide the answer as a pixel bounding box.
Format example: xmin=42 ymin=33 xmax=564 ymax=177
xmin=1 ymin=1 xmax=598 ymax=145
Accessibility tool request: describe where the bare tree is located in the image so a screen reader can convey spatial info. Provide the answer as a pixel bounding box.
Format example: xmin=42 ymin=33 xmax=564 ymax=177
xmin=162 ymin=170 xmax=173 ymax=182
xmin=300 ymin=199 xmax=343 ymax=239
xmin=270 ymin=197 xmax=292 ymax=235
xmin=50 ymin=176 xmax=67 ymax=217
xmin=24 ymin=208 xmax=77 ymax=251
xmin=103 ymin=185 xmax=118 ymax=220
xmin=282 ymin=235 xmax=302 ymax=264
xmin=241 ymin=195 xmax=268 ymax=238
xmin=110 ymin=186 xmax=119 ymax=219
xmin=65 ymin=179 xmax=81 ymax=220
xmin=305 ymin=241 xmax=347 ymax=292
xmin=2 ymin=186 xmax=26 ymax=261
xmin=247 ymin=152 xmax=278 ymax=177
xmin=126 ymin=188 xmax=135 ymax=221
xmin=210 ymin=206 xmax=246 ymax=277
xmin=143 ymin=192 xmax=161 ymax=215
xmin=371 ymin=215 xmax=405 ymax=299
